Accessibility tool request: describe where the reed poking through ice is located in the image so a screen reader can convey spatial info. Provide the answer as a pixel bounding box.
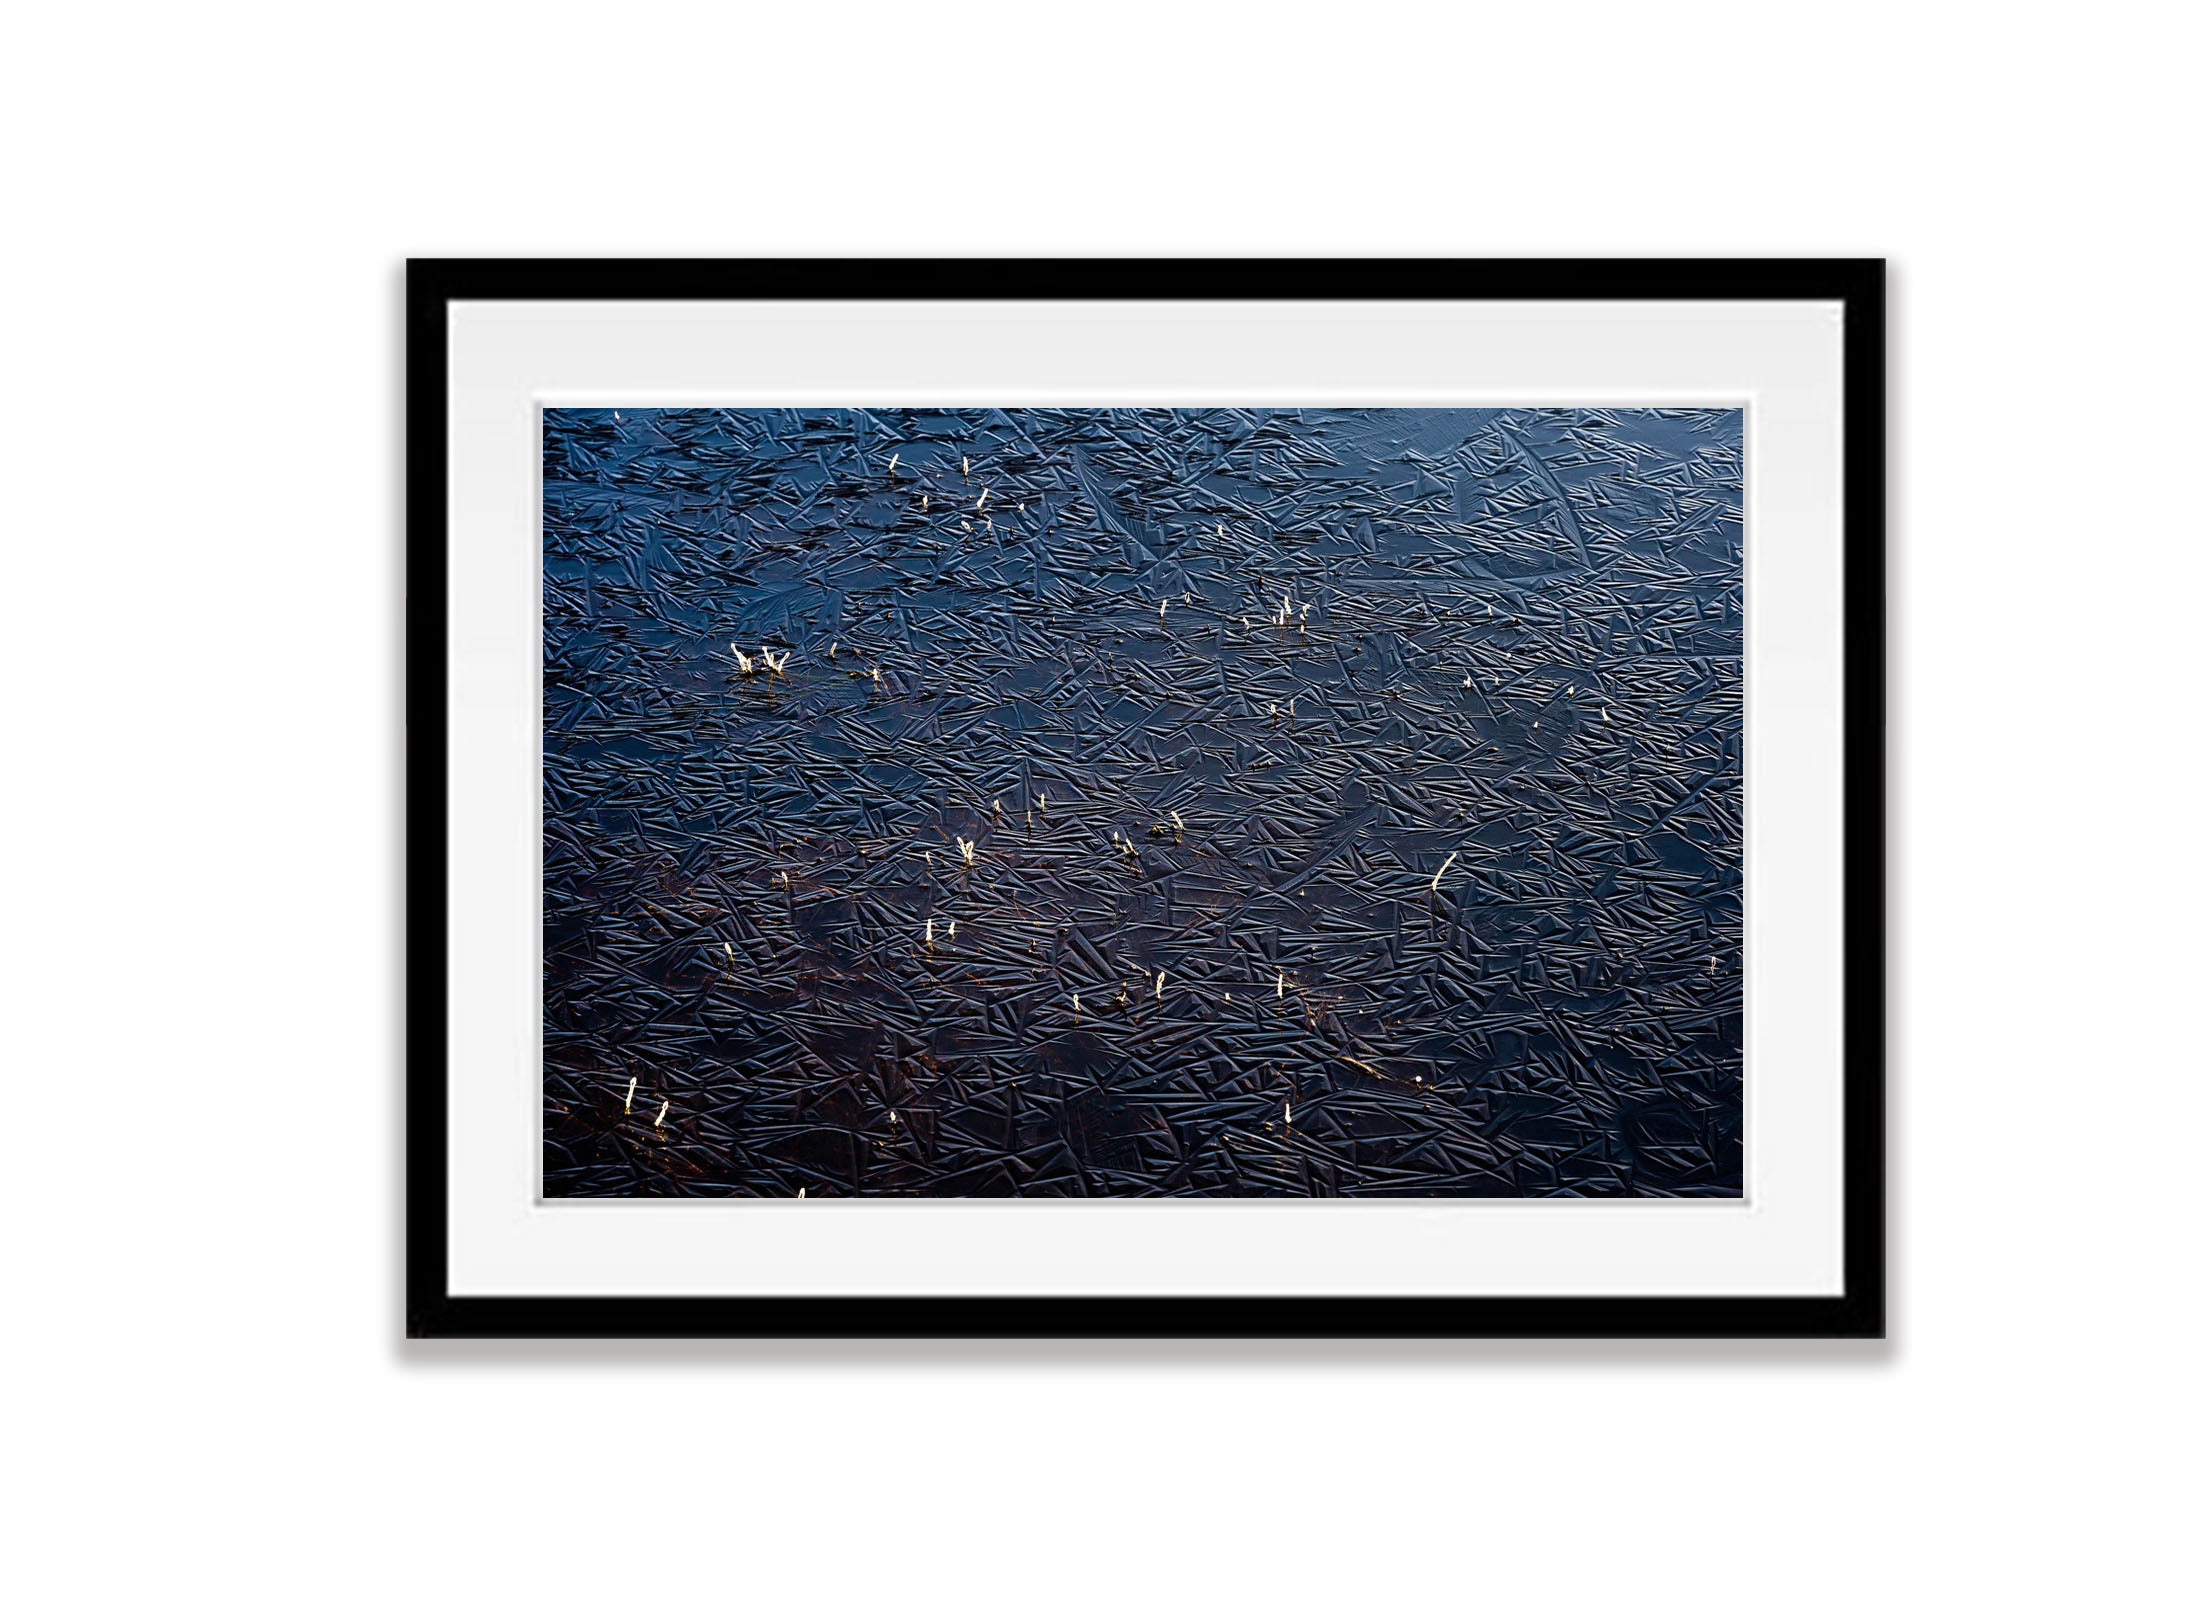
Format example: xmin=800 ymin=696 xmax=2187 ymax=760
xmin=1431 ymin=851 xmax=1459 ymax=893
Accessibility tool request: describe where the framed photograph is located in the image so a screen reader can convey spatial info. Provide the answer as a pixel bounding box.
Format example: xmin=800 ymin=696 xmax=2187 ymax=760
xmin=407 ymin=258 xmax=1884 ymax=1338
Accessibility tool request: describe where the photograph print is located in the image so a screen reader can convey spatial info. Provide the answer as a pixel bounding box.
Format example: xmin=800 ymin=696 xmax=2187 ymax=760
xmin=541 ymin=405 xmax=1743 ymax=1199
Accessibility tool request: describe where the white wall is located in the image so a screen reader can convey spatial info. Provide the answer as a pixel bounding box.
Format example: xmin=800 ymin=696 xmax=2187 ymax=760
xmin=3 ymin=4 xmax=2189 ymax=1595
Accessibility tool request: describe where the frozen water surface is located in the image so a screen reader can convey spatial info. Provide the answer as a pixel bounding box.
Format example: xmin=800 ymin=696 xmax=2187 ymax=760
xmin=543 ymin=407 xmax=1742 ymax=1197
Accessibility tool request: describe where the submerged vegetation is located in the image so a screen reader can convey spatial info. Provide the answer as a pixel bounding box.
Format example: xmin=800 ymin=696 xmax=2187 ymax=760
xmin=543 ymin=407 xmax=1743 ymax=1197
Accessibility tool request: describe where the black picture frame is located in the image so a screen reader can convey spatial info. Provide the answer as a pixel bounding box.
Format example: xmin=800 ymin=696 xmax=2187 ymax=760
xmin=406 ymin=258 xmax=1885 ymax=1339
